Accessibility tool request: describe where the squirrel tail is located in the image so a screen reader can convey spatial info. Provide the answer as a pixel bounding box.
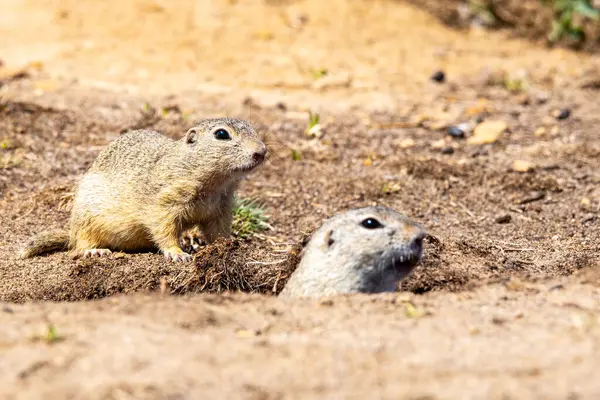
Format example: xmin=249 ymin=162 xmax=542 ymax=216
xmin=19 ymin=230 xmax=70 ymax=259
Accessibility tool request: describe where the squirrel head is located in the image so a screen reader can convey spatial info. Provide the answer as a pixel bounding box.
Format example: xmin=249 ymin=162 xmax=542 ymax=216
xmin=184 ymin=118 xmax=267 ymax=178
xmin=284 ymin=206 xmax=427 ymax=297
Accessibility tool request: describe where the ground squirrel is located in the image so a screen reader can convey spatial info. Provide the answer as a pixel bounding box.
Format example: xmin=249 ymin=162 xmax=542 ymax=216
xmin=20 ymin=118 xmax=267 ymax=262
xmin=279 ymin=206 xmax=426 ymax=298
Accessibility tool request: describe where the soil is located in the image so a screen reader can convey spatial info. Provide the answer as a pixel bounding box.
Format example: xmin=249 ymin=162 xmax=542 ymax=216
xmin=1 ymin=0 xmax=600 ymax=398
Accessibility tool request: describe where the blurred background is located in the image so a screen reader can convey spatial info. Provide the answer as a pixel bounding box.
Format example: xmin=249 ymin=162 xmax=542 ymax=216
xmin=1 ymin=0 xmax=599 ymax=112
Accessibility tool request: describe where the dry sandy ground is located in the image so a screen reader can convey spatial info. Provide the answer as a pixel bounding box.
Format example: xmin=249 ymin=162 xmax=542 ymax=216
xmin=2 ymin=285 xmax=600 ymax=399
xmin=1 ymin=0 xmax=600 ymax=399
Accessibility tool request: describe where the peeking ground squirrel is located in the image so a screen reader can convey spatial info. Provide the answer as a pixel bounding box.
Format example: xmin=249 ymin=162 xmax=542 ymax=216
xmin=20 ymin=118 xmax=267 ymax=262
xmin=279 ymin=206 xmax=426 ymax=298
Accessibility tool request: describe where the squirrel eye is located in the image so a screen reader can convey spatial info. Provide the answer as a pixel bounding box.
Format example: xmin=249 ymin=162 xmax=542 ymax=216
xmin=214 ymin=128 xmax=231 ymax=140
xmin=360 ymin=218 xmax=383 ymax=229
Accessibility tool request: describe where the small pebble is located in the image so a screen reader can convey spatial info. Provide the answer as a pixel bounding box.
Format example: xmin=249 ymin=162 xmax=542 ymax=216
xmin=469 ymin=148 xmax=489 ymax=158
xmin=581 ymin=197 xmax=592 ymax=208
xmin=468 ymin=120 xmax=507 ymax=145
xmin=516 ymin=94 xmax=530 ymax=105
xmin=447 ymin=126 xmax=465 ymax=139
xmin=554 ymin=108 xmax=571 ymax=120
xmin=475 ymin=113 xmax=487 ymax=124
xmin=430 ymin=70 xmax=446 ymax=83
xmin=495 ymin=214 xmax=512 ymax=224
xmin=541 ymin=164 xmax=559 ymax=171
xmin=442 ymin=146 xmax=454 ymax=154
xmin=441 ymin=146 xmax=454 ymax=154
xmin=535 ymin=92 xmax=550 ymax=104
xmin=582 ymin=214 xmax=596 ymax=224
xmin=2 ymin=306 xmax=13 ymax=313
xmin=512 ymin=160 xmax=534 ymax=173
xmin=549 ymin=284 xmax=564 ymax=291
xmin=534 ymin=127 xmax=547 ymax=137
xmin=519 ymin=191 xmax=545 ymax=204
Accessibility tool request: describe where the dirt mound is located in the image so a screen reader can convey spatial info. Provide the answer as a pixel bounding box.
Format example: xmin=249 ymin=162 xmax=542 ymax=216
xmin=1 ymin=239 xmax=299 ymax=303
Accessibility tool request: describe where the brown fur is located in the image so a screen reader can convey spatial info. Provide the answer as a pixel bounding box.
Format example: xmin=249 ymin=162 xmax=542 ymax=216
xmin=20 ymin=118 xmax=266 ymax=262
xmin=19 ymin=230 xmax=70 ymax=259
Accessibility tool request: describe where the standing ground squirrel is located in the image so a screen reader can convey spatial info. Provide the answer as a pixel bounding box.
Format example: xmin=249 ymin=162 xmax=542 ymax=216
xmin=20 ymin=118 xmax=267 ymax=262
xmin=279 ymin=206 xmax=426 ymax=298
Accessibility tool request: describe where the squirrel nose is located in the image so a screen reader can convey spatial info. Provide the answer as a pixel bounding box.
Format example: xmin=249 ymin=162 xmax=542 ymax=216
xmin=252 ymin=144 xmax=267 ymax=164
xmin=410 ymin=230 xmax=426 ymax=255
xmin=401 ymin=221 xmax=426 ymax=255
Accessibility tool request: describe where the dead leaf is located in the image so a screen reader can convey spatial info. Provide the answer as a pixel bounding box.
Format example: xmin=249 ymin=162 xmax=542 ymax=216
xmin=404 ymin=302 xmax=426 ymax=318
xmin=235 ymin=329 xmax=256 ymax=338
xmin=0 ymin=67 xmax=29 ymax=82
xmin=33 ymin=80 xmax=59 ymax=92
xmin=382 ymin=182 xmax=401 ymax=194
xmin=465 ymin=98 xmax=490 ymax=116
xmin=254 ymin=30 xmax=274 ymax=40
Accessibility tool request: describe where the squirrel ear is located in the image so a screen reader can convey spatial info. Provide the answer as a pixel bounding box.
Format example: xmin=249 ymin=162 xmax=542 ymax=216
xmin=185 ymin=128 xmax=198 ymax=144
xmin=324 ymin=230 xmax=335 ymax=248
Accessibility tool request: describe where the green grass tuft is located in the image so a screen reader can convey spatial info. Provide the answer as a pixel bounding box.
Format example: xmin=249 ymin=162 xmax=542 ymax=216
xmin=232 ymin=198 xmax=270 ymax=239
xmin=309 ymin=67 xmax=328 ymax=80
xmin=46 ymin=324 xmax=60 ymax=343
xmin=543 ymin=0 xmax=600 ymax=42
xmin=503 ymin=77 xmax=528 ymax=92
xmin=305 ymin=111 xmax=322 ymax=138
xmin=307 ymin=111 xmax=320 ymax=130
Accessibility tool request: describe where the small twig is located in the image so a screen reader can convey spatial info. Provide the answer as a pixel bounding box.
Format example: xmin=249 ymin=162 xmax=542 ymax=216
xmin=272 ymin=271 xmax=282 ymax=294
xmin=450 ymin=201 xmax=475 ymax=217
xmin=246 ymin=259 xmax=286 ymax=266
xmin=261 ymin=222 xmax=275 ymax=230
xmin=272 ymin=241 xmax=297 ymax=247
xmin=493 ymin=245 xmax=506 ymax=256
xmin=496 ymin=240 xmax=534 ymax=248
xmin=457 ymin=201 xmax=475 ymax=217
xmin=493 ymin=242 xmax=535 ymax=253
xmin=160 ymin=276 xmax=168 ymax=296
xmin=14 ymin=205 xmax=35 ymax=221
xmin=503 ymin=248 xmax=535 ymax=252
